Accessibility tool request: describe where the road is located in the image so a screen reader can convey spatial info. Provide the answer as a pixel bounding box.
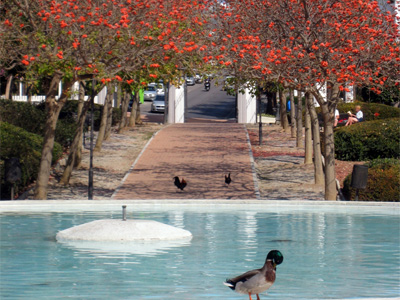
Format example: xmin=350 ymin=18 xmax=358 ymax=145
xmin=140 ymin=81 xmax=237 ymax=123
xmin=186 ymin=81 xmax=237 ymax=121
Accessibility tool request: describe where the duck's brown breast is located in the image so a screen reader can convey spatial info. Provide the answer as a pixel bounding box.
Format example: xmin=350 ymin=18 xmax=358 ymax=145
xmin=264 ymin=261 xmax=276 ymax=283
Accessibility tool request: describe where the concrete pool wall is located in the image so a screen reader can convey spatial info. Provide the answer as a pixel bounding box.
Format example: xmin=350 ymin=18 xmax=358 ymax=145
xmin=0 ymin=199 xmax=399 ymax=214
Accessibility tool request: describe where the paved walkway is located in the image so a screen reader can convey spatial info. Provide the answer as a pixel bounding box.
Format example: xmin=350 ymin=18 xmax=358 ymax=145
xmin=113 ymin=123 xmax=258 ymax=199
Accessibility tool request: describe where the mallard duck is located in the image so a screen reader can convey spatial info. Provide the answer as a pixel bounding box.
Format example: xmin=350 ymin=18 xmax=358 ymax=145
xmin=224 ymin=250 xmax=283 ymax=300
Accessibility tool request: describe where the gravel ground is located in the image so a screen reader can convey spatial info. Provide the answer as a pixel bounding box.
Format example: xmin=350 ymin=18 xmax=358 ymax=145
xmin=22 ymin=124 xmax=162 ymax=200
xmin=247 ymin=124 xmax=365 ymax=199
xmin=247 ymin=124 xmax=325 ymax=200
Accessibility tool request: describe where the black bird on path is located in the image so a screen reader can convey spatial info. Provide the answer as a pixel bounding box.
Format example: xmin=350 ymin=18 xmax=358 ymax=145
xmin=173 ymin=176 xmax=187 ymax=191
xmin=225 ymin=173 xmax=232 ymax=185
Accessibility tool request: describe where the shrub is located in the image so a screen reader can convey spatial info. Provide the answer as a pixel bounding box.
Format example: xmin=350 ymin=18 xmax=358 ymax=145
xmin=112 ymin=107 xmax=122 ymax=126
xmin=336 ymin=102 xmax=400 ymax=120
xmin=56 ymin=119 xmax=77 ymax=147
xmin=357 ymin=85 xmax=400 ymax=106
xmin=315 ymin=102 xmax=400 ymax=123
xmin=0 ymin=122 xmax=63 ymax=199
xmin=1 ymin=99 xmax=122 ymax=147
xmin=335 ymin=118 xmax=400 ymax=161
xmin=0 ymin=99 xmax=76 ymax=147
xmin=342 ymin=159 xmax=400 ymax=201
xmin=0 ymin=99 xmax=45 ymax=133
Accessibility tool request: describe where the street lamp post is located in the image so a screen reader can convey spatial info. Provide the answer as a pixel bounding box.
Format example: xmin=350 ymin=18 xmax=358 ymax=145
xmin=164 ymin=81 xmax=169 ymax=124
xmin=88 ymin=78 xmax=95 ymax=200
xmin=258 ymin=89 xmax=263 ymax=146
xmin=184 ymin=75 xmax=188 ymax=122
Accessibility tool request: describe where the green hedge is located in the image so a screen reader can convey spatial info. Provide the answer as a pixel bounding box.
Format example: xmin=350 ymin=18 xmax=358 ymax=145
xmin=335 ymin=118 xmax=400 ymax=161
xmin=0 ymin=99 xmax=122 ymax=146
xmin=343 ymin=159 xmax=400 ymax=201
xmin=358 ymin=85 xmax=400 ymax=106
xmin=0 ymin=122 xmax=63 ymax=200
xmin=315 ymin=102 xmax=400 ymax=122
xmin=0 ymin=100 xmax=75 ymax=147
xmin=336 ymin=102 xmax=400 ymax=120
xmin=0 ymin=99 xmax=45 ymax=133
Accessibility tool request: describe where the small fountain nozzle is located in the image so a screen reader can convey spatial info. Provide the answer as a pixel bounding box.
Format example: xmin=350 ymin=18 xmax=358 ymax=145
xmin=122 ymin=205 xmax=127 ymax=221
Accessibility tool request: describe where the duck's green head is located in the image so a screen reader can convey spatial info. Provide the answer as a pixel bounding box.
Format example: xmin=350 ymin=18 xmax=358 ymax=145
xmin=266 ymin=250 xmax=283 ymax=268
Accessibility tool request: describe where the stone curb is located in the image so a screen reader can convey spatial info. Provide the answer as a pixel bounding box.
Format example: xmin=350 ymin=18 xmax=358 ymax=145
xmin=244 ymin=125 xmax=261 ymax=200
xmin=1 ymin=199 xmax=398 ymax=213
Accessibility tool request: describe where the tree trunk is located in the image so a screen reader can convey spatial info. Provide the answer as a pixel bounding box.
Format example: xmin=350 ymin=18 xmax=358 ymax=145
xmin=128 ymin=92 xmax=138 ymax=127
xmin=104 ymin=85 xmax=114 ymax=140
xmin=265 ymin=90 xmax=275 ymax=115
xmin=118 ymin=90 xmax=130 ymax=133
xmin=322 ymin=102 xmax=337 ymax=200
xmin=5 ymin=75 xmax=13 ymax=100
xmin=94 ymin=85 xmax=111 ymax=152
xmin=73 ymin=82 xmax=85 ymax=168
xmin=279 ymin=89 xmax=289 ymax=132
xmin=59 ymin=100 xmax=91 ymax=185
xmin=311 ymin=84 xmax=340 ymax=200
xmin=116 ymin=83 xmax=122 ymax=109
xmin=296 ymin=91 xmax=303 ymax=148
xmin=26 ymin=84 xmax=32 ymax=104
xmin=307 ymin=93 xmax=324 ymax=185
xmin=304 ymin=92 xmax=313 ymax=165
xmin=289 ymin=89 xmax=296 ymax=138
xmin=34 ymin=72 xmax=69 ymax=199
xmin=135 ymin=98 xmax=142 ymax=125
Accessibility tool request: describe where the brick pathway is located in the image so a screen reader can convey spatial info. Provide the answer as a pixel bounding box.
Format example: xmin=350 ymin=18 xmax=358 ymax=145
xmin=113 ymin=123 xmax=258 ymax=199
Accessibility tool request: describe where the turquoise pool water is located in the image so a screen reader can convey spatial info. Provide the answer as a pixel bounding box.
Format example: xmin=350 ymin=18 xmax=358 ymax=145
xmin=0 ymin=206 xmax=399 ymax=299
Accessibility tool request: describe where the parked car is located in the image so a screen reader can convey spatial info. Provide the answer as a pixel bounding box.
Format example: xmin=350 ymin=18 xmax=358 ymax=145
xmin=151 ymin=95 xmax=165 ymax=113
xmin=194 ymin=74 xmax=203 ymax=83
xmin=149 ymin=82 xmax=164 ymax=94
xmin=144 ymin=85 xmax=157 ymax=101
xmin=185 ymin=76 xmax=196 ymax=86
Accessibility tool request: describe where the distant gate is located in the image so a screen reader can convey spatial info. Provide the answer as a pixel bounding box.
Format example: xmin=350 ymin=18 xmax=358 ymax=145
xmin=167 ymin=84 xmax=256 ymax=124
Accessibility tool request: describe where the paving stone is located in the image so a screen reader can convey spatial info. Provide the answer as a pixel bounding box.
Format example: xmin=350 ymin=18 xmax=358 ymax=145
xmin=113 ymin=123 xmax=257 ymax=199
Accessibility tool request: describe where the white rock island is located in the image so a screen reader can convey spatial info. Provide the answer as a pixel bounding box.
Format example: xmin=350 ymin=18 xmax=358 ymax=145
xmin=56 ymin=219 xmax=192 ymax=242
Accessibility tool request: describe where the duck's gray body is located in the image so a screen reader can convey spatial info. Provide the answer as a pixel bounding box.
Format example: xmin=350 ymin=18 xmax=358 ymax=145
xmin=224 ymin=261 xmax=275 ymax=295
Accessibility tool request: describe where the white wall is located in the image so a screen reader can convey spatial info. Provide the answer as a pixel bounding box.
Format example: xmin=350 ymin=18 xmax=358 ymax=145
xmin=345 ymin=85 xmax=355 ymax=103
xmin=168 ymin=84 xmax=185 ymax=123
xmin=237 ymin=87 xmax=256 ymax=124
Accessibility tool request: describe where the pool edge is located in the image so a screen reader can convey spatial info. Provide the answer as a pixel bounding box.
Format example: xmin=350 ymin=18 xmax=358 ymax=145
xmin=0 ymin=199 xmax=399 ymax=213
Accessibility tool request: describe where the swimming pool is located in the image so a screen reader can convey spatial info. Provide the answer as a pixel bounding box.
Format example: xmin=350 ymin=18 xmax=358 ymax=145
xmin=1 ymin=202 xmax=399 ymax=299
